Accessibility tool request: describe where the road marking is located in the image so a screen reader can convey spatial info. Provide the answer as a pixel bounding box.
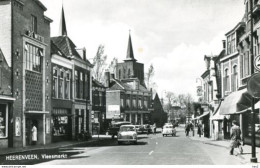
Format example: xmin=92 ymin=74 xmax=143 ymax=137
xmin=149 ymin=150 xmax=154 ymax=155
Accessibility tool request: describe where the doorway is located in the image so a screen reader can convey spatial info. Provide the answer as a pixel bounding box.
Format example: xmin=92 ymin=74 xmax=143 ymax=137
xmin=26 ymin=118 xmax=38 ymax=146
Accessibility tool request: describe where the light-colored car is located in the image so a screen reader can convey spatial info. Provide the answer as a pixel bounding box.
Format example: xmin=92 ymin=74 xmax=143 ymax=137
xmin=117 ymin=125 xmax=138 ymax=145
xmin=134 ymin=125 xmax=142 ymax=134
xmin=162 ymin=124 xmax=176 ymax=137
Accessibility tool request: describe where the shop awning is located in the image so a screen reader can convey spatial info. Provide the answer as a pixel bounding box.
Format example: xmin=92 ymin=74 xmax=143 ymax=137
xmin=219 ymin=88 xmax=254 ymax=115
xmin=193 ymin=112 xmax=210 ymax=120
xmin=211 ymin=108 xmax=225 ymax=120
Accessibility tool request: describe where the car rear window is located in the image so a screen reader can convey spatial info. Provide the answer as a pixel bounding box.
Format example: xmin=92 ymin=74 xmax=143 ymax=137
xmin=165 ymin=126 xmax=173 ymax=128
xmin=120 ymin=127 xmax=135 ymax=131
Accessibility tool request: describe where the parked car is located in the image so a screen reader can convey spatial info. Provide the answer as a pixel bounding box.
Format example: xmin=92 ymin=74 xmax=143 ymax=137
xmin=162 ymin=124 xmax=176 ymax=137
xmin=108 ymin=121 xmax=131 ymax=139
xmin=117 ymin=125 xmax=138 ymax=145
xmin=134 ymin=125 xmax=142 ymax=134
xmin=143 ymin=124 xmax=152 ymax=133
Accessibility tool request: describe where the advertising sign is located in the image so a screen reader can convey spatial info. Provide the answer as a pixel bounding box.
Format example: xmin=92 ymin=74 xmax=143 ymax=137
xmin=107 ymin=105 xmax=120 ymax=119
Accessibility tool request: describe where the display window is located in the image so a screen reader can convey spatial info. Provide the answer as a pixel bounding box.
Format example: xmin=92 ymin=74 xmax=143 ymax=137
xmin=0 ymin=104 xmax=7 ymax=138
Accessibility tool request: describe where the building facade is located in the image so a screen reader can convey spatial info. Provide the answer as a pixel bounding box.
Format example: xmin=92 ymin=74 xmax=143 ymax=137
xmin=0 ymin=0 xmax=52 ymax=147
xmin=106 ymin=33 xmax=152 ymax=125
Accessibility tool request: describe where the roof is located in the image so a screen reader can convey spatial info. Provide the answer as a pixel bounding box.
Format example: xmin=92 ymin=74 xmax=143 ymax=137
xmin=225 ymin=22 xmax=246 ymax=36
xmin=124 ymin=33 xmax=137 ymax=62
xmin=34 ymin=0 xmax=47 ymax=11
xmin=107 ymin=78 xmax=149 ymax=92
xmin=92 ymin=79 xmax=105 ymax=88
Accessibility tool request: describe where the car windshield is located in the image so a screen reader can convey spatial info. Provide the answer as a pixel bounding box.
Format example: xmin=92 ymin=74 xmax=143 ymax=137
xmin=120 ymin=126 xmax=135 ymax=132
xmin=164 ymin=126 xmax=173 ymax=128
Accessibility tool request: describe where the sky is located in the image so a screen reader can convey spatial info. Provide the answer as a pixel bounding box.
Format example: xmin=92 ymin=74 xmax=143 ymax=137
xmin=43 ymin=0 xmax=245 ymax=100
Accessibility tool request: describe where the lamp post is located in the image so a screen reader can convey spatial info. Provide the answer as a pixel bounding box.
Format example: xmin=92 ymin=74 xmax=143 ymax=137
xmin=249 ymin=0 xmax=257 ymax=163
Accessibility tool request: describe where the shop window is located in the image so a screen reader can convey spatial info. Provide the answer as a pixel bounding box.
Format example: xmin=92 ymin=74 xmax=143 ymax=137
xmin=52 ymin=109 xmax=71 ymax=137
xmin=0 ymin=104 xmax=7 ymax=138
xmin=25 ymin=43 xmax=42 ymax=72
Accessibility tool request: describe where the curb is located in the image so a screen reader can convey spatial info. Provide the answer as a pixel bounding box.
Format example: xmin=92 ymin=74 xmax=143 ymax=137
xmin=0 ymin=139 xmax=99 ymax=157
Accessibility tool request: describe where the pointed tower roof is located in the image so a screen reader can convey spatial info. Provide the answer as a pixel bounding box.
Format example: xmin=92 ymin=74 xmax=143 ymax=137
xmin=124 ymin=31 xmax=137 ymax=62
xmin=59 ymin=5 xmax=67 ymax=36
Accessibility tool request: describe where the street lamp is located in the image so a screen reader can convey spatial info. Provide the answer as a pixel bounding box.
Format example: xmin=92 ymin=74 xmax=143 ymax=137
xmin=249 ymin=0 xmax=257 ymax=163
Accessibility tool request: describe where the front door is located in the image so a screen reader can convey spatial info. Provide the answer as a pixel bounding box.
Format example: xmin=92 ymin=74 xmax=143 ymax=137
xmin=26 ymin=119 xmax=38 ymax=146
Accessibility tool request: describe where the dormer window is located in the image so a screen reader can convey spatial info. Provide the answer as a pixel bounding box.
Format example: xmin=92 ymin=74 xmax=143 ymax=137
xmin=31 ymin=15 xmax=37 ymax=33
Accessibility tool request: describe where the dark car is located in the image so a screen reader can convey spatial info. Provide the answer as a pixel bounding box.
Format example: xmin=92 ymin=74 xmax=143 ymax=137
xmin=108 ymin=121 xmax=131 ymax=139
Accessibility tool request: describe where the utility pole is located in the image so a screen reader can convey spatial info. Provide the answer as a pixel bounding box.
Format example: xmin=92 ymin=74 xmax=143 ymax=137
xmin=249 ymin=0 xmax=257 ymax=163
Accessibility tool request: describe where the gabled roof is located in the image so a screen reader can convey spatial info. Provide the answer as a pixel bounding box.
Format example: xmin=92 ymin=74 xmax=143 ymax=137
xmin=34 ymin=0 xmax=47 ymax=11
xmin=51 ymin=36 xmax=82 ymax=59
xmin=92 ymin=79 xmax=105 ymax=88
xmin=107 ymin=78 xmax=149 ymax=93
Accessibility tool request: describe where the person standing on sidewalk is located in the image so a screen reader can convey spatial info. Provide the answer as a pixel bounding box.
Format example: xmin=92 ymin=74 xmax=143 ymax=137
xmin=229 ymin=120 xmax=243 ymax=155
xmin=31 ymin=123 xmax=37 ymax=145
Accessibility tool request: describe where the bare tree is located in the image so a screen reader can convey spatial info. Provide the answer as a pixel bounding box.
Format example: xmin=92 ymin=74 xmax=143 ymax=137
xmin=145 ymin=64 xmax=154 ymax=89
xmin=108 ymin=57 xmax=118 ymax=75
xmin=92 ymin=45 xmax=107 ymax=82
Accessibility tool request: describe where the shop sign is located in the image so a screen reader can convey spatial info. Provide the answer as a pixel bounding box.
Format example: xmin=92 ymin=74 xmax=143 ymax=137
xmin=53 ymin=109 xmax=69 ymax=115
xmin=15 ymin=117 xmax=21 ymax=136
xmin=254 ymin=55 xmax=260 ymax=71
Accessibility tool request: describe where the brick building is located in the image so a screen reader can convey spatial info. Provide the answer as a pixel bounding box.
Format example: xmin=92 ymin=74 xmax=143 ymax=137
xmin=0 ymin=0 xmax=52 ymax=147
xmin=106 ymin=33 xmax=152 ymax=125
xmin=51 ymin=6 xmax=93 ymax=141
xmin=92 ymin=78 xmax=106 ymax=134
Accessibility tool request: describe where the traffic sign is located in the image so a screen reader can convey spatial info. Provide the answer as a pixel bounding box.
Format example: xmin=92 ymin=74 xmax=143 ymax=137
xmin=254 ymin=55 xmax=260 ymax=71
xmin=247 ymin=73 xmax=260 ymax=98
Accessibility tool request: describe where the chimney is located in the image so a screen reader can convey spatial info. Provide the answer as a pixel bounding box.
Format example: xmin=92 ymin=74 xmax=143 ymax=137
xmin=104 ymin=71 xmax=110 ymax=88
xmin=83 ymin=47 xmax=86 ymax=61
xmin=222 ymin=40 xmax=226 ymax=49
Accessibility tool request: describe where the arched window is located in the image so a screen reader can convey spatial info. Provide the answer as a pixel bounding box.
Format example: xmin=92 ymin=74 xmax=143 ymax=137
xmin=224 ymin=68 xmax=230 ymax=93
xmin=232 ymin=65 xmax=238 ymax=92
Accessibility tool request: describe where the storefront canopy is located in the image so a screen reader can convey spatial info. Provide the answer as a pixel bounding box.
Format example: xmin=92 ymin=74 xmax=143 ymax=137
xmin=219 ymin=88 xmax=253 ymax=115
xmin=193 ymin=112 xmax=209 ymax=120
xmin=210 ymin=101 xmax=225 ymax=120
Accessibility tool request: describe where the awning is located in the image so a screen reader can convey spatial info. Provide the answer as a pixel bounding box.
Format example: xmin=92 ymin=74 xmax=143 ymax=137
xmin=219 ymin=88 xmax=254 ymax=115
xmin=193 ymin=112 xmax=209 ymax=120
xmin=211 ymin=108 xmax=225 ymax=120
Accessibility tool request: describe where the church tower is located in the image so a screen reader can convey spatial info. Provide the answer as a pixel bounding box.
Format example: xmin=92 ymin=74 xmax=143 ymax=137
xmin=116 ymin=32 xmax=145 ymax=85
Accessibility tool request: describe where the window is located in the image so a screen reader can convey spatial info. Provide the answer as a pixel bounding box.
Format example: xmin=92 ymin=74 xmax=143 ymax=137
xmin=75 ymin=71 xmax=79 ymax=98
xmin=80 ymin=72 xmax=83 ymax=99
xmin=0 ymin=104 xmax=7 ymax=138
xmin=224 ymin=68 xmax=230 ymax=92
xmin=144 ymin=97 xmax=148 ymax=109
xmin=227 ymin=36 xmax=231 ymax=55
xmin=25 ymin=43 xmax=42 ymax=72
xmin=119 ymin=70 xmax=121 ymax=80
xmin=31 ymin=15 xmax=37 ymax=33
xmin=53 ymin=69 xmax=58 ymax=98
xmin=120 ymin=97 xmax=124 ymax=108
xmin=128 ymin=69 xmax=131 ymax=78
xmin=65 ymin=72 xmax=70 ymax=99
xmin=126 ymin=95 xmax=130 ymax=108
xmin=132 ymin=96 xmax=136 ymax=108
xmin=83 ymin=74 xmax=88 ymax=99
xmin=138 ymin=97 xmax=142 ymax=109
xmin=227 ymin=33 xmax=236 ymax=55
xmin=99 ymin=92 xmax=103 ymax=106
xmin=232 ymin=65 xmax=238 ymax=92
xmin=59 ymin=71 xmax=64 ymax=98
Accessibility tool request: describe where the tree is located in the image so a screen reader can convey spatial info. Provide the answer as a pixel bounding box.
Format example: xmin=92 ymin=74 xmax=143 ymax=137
xmin=108 ymin=57 xmax=118 ymax=74
xmin=145 ymin=64 xmax=154 ymax=89
xmin=92 ymin=45 xmax=107 ymax=82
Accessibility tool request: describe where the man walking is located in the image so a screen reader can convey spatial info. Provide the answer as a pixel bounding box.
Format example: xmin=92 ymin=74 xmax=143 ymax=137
xmin=185 ymin=122 xmax=190 ymax=137
xmin=229 ymin=120 xmax=243 ymax=155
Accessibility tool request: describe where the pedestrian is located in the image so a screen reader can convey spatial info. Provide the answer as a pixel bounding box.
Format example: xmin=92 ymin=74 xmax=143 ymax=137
xmin=197 ymin=122 xmax=202 ymax=137
xmin=31 ymin=123 xmax=37 ymax=145
xmin=153 ymin=123 xmax=156 ymax=135
xmin=185 ymin=122 xmax=190 ymax=137
xmin=229 ymin=120 xmax=243 ymax=155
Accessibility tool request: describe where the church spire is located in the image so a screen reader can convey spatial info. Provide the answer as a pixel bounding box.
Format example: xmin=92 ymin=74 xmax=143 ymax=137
xmin=125 ymin=30 xmax=137 ymax=62
xmin=59 ymin=4 xmax=67 ymax=36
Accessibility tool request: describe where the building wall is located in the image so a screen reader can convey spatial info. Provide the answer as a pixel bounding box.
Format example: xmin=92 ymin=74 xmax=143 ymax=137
xmin=12 ymin=0 xmax=51 ymax=147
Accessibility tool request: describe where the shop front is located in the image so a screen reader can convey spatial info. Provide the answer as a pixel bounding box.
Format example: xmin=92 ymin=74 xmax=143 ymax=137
xmin=52 ymin=108 xmax=72 ymax=142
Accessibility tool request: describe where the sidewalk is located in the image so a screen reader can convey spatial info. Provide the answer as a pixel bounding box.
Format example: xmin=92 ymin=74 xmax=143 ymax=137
xmin=188 ymin=133 xmax=260 ymax=164
xmin=0 ymin=135 xmax=112 ymax=156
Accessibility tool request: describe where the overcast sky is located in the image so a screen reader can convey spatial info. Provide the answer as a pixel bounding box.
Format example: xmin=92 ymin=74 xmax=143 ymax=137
xmin=43 ymin=0 xmax=244 ymax=99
